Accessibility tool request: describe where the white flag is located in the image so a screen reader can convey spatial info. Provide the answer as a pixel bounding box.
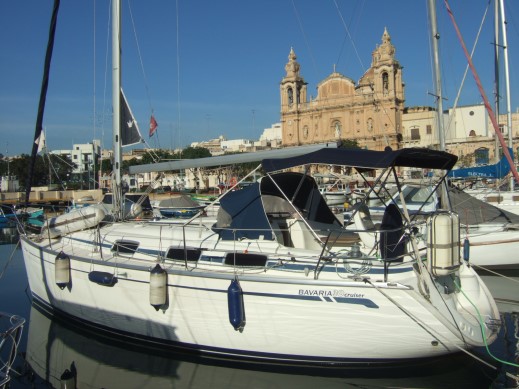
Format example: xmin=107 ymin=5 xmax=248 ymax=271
xmin=35 ymin=131 xmax=46 ymax=153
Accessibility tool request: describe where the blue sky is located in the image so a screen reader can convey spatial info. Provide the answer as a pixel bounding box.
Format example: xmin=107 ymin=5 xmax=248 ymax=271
xmin=1 ymin=0 xmax=518 ymax=156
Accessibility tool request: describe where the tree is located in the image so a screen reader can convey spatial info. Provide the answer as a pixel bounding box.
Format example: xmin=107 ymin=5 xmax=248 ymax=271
xmin=5 ymin=154 xmax=74 ymax=189
xmin=181 ymin=147 xmax=211 ymax=159
xmin=338 ymin=139 xmax=361 ymax=149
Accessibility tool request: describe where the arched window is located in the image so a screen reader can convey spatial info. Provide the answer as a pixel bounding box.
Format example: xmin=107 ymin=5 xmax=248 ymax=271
xmin=367 ymin=118 xmax=373 ymax=132
xmin=469 ymin=130 xmax=476 ymax=137
xmin=287 ymin=87 xmax=293 ymax=106
xmin=333 ymin=121 xmax=342 ymax=138
xmin=382 ymin=72 xmax=389 ymax=95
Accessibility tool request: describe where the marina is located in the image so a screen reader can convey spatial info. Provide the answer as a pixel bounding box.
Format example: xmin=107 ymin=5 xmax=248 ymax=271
xmin=1 ymin=0 xmax=519 ymax=386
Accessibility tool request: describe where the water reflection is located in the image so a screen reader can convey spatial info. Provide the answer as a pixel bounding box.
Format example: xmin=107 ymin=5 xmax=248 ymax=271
xmin=0 ymin=227 xmax=18 ymax=245
xmin=9 ymin=303 xmax=516 ymax=389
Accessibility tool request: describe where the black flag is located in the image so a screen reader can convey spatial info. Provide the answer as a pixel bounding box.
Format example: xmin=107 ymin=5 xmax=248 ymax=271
xmin=120 ymin=89 xmax=143 ymax=147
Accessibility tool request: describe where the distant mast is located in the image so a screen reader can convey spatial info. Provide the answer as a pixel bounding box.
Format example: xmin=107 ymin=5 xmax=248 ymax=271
xmin=499 ymin=0 xmax=514 ymax=191
xmin=427 ymin=0 xmax=445 ymax=151
xmin=112 ymin=0 xmax=123 ymax=219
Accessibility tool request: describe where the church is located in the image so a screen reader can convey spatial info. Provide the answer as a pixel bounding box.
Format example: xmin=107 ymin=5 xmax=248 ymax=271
xmin=280 ymin=28 xmax=405 ymax=151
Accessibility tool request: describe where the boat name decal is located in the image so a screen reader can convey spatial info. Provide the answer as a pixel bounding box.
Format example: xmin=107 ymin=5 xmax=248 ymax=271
xmin=298 ymin=289 xmax=364 ymax=298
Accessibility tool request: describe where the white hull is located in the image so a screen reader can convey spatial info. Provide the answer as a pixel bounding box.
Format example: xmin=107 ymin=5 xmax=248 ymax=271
xmin=322 ymin=192 xmax=347 ymax=206
xmin=465 ymin=189 xmax=519 ymax=216
xmin=21 ymin=219 xmax=499 ymax=367
xmin=461 ymin=228 xmax=519 ymax=269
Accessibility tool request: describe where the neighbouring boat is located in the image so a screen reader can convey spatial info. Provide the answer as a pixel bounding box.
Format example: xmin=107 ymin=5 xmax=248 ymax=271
xmin=19 ymin=0 xmax=501 ymax=369
xmin=0 ymin=205 xmax=43 ymax=227
xmin=155 ymin=195 xmax=205 ymax=219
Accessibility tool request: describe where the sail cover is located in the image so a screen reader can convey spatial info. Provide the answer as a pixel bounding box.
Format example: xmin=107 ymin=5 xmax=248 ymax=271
xmin=447 ymin=149 xmax=513 ymax=179
xmin=120 ymin=89 xmax=143 ymax=147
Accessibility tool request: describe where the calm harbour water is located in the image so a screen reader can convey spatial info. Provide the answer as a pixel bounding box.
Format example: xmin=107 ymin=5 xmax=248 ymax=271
xmin=0 ymin=227 xmax=517 ymax=389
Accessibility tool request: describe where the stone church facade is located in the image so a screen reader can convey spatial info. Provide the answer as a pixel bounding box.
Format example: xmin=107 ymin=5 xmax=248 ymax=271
xmin=280 ymin=28 xmax=405 ymax=151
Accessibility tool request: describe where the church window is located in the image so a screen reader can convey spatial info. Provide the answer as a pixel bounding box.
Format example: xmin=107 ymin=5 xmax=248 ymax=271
xmin=382 ymin=72 xmax=389 ymax=95
xmin=287 ymin=87 xmax=294 ymax=106
xmin=367 ymin=118 xmax=373 ymax=132
xmin=469 ymin=130 xmax=476 ymax=137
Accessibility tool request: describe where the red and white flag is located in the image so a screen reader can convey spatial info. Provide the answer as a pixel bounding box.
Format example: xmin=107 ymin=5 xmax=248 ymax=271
xmin=149 ymin=115 xmax=158 ymax=137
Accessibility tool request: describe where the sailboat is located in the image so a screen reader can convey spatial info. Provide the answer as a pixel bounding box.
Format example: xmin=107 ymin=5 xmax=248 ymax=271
xmin=19 ymin=0 xmax=501 ymax=368
xmin=446 ymin=0 xmax=519 ymax=216
xmin=396 ymin=0 xmax=519 ymax=312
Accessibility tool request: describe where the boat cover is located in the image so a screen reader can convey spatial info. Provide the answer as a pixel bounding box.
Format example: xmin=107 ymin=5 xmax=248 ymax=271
xmin=214 ymin=172 xmax=340 ymax=241
xmin=158 ymin=195 xmax=201 ymax=209
xmin=448 ymin=186 xmax=519 ymax=226
xmin=262 ymin=147 xmax=457 ymax=173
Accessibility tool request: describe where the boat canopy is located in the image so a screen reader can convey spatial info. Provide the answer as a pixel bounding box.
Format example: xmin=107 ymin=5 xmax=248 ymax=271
xmin=262 ymin=147 xmax=458 ymax=173
xmin=214 ymin=172 xmax=340 ymax=241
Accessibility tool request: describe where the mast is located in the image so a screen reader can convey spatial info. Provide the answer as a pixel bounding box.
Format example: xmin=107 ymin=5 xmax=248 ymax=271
xmin=427 ymin=0 xmax=445 ymax=151
xmin=499 ymin=0 xmax=514 ymax=191
xmin=443 ymin=0 xmax=519 ymax=184
xmin=493 ymin=0 xmax=500 ymax=163
xmin=112 ymin=0 xmax=123 ymax=219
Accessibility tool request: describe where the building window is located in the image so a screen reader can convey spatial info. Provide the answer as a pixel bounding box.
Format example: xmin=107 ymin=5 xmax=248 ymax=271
xmin=426 ymin=125 xmax=432 ymax=135
xmin=287 ymin=87 xmax=293 ymax=106
xmin=333 ymin=121 xmax=342 ymax=138
xmin=469 ymin=111 xmax=474 ymax=116
xmin=475 ymin=148 xmax=489 ymax=165
xmin=382 ymin=72 xmax=389 ymax=95
xmin=469 ymin=130 xmax=476 ymax=137
xmin=411 ymin=128 xmax=420 ymax=140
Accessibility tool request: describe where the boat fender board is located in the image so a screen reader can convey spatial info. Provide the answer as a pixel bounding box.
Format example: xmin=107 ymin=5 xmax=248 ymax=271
xmin=228 ymin=278 xmax=246 ymax=332
xmin=88 ymin=271 xmax=117 ymax=287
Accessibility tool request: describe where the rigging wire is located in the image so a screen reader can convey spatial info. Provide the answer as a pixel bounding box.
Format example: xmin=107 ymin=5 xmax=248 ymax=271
xmin=444 ymin=0 xmax=491 ymax=139
xmin=290 ymin=0 xmax=319 ymax=82
xmin=332 ymin=0 xmax=365 ymax=72
xmin=92 ymin=0 xmax=97 ymax=188
xmin=175 ymin=0 xmax=182 ymax=154
xmin=99 ymin=0 xmax=112 ymax=188
xmin=127 ymin=0 xmax=154 ymax=114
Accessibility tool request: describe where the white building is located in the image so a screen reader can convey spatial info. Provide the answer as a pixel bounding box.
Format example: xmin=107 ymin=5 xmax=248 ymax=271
xmin=445 ymin=104 xmax=490 ymax=140
xmin=51 ymin=140 xmax=101 ymax=175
